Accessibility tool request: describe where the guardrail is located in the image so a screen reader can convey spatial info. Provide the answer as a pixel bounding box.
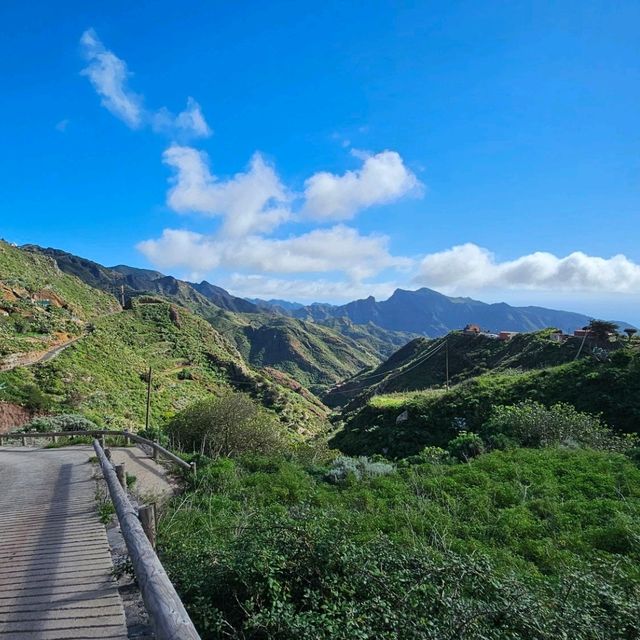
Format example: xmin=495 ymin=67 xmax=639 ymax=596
xmin=0 ymin=429 xmax=196 ymax=473
xmin=93 ymin=438 xmax=201 ymax=640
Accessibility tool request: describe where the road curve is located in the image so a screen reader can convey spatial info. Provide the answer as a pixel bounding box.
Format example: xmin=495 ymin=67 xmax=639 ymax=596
xmin=0 ymin=336 xmax=82 ymax=373
xmin=0 ymin=447 xmax=128 ymax=639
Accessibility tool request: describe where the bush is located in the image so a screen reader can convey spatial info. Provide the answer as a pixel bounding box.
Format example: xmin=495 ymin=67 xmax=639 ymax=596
xmin=167 ymin=390 xmax=286 ymax=458
xmin=21 ymin=384 xmax=52 ymax=412
xmin=482 ymin=401 xmax=635 ymax=452
xmin=448 ymin=431 xmax=484 ymax=461
xmin=22 ymin=413 xmax=99 ymax=433
xmin=403 ymin=446 xmax=452 ymax=466
xmin=177 ymin=367 xmax=193 ymax=380
xmin=325 ymin=455 xmax=395 ymax=483
xmin=138 ymin=426 xmax=169 ymax=446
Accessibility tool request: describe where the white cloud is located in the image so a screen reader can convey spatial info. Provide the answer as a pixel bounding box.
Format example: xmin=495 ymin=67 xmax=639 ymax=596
xmin=80 ymin=29 xmax=211 ymax=139
xmin=137 ymin=225 xmax=409 ymax=280
xmin=303 ymin=150 xmax=422 ymax=220
xmin=55 ymin=119 xmax=70 ymax=132
xmin=152 ymin=97 xmax=212 ymax=139
xmin=415 ymin=243 xmax=640 ymax=293
xmin=163 ymin=145 xmax=290 ymax=236
xmin=137 ymin=229 xmax=217 ymax=271
xmin=223 ymin=274 xmax=398 ymax=303
xmin=225 ymin=226 xmax=408 ymax=279
xmin=80 ymin=28 xmax=143 ymax=128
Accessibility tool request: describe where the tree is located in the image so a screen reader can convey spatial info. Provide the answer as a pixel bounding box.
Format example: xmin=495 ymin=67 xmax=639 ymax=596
xmin=167 ymin=390 xmax=286 ymax=458
xmin=624 ymin=328 xmax=637 ymax=341
xmin=586 ymin=319 xmax=619 ymax=342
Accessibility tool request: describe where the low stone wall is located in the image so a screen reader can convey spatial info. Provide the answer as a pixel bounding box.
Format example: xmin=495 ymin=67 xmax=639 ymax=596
xmin=0 ymin=402 xmax=31 ymax=434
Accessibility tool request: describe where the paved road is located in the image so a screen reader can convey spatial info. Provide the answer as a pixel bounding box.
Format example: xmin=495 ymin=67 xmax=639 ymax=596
xmin=0 ymin=336 xmax=82 ymax=373
xmin=0 ymin=447 xmax=128 ymax=639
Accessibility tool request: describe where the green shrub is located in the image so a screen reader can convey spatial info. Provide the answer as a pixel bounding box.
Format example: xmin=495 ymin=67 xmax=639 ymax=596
xmin=403 ymin=446 xmax=452 ymax=465
xmin=22 ymin=413 xmax=98 ymax=433
xmin=177 ymin=367 xmax=193 ymax=380
xmin=138 ymin=426 xmax=169 ymax=447
xmin=448 ymin=431 xmax=484 ymax=461
xmin=482 ymin=401 xmax=635 ymax=452
xmin=325 ymin=455 xmax=395 ymax=483
xmin=22 ymin=384 xmax=52 ymax=412
xmin=167 ymin=390 xmax=287 ymax=458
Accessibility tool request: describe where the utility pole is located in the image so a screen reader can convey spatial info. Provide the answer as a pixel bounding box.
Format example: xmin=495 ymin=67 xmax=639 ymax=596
xmin=445 ymin=339 xmax=450 ymax=390
xmin=145 ymin=366 xmax=152 ymax=431
xmin=574 ymin=330 xmax=589 ymax=361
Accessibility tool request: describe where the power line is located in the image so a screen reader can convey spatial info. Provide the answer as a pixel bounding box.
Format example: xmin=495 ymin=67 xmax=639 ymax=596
xmin=328 ymin=339 xmax=448 ymax=395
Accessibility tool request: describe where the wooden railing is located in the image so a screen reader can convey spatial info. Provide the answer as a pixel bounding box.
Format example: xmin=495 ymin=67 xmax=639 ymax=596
xmin=0 ymin=429 xmax=196 ymax=474
xmin=0 ymin=430 xmax=201 ymax=638
xmin=93 ymin=438 xmax=201 ymax=640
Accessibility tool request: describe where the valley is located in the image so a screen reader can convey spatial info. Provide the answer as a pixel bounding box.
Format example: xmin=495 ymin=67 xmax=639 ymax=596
xmin=2 ymin=238 xmax=639 ymax=640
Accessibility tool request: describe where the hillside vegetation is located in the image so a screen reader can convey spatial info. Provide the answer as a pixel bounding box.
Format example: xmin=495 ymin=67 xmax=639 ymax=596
xmin=332 ymin=345 xmax=640 ymax=457
xmin=25 ymin=246 xmax=406 ymax=391
xmin=0 ymin=297 xmax=328 ymax=434
xmin=6 ymin=241 xmax=640 ymax=639
xmin=325 ymin=330 xmax=591 ymax=408
xmin=0 ymin=240 xmax=119 ymax=362
xmin=240 ymin=317 xmax=381 ymax=393
xmin=159 ymin=446 xmax=640 ymax=639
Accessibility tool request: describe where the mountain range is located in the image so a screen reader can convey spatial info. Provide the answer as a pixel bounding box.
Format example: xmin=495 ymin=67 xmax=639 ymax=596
xmin=258 ymin=288 xmax=630 ymax=336
xmin=26 ymin=245 xmax=632 ymax=340
xmin=2 ymin=239 xmax=638 ymax=442
xmin=11 ymin=243 xmax=633 ymax=398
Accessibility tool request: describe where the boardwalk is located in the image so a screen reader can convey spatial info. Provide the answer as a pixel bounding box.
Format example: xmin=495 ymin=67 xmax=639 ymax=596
xmin=0 ymin=447 xmax=128 ymax=639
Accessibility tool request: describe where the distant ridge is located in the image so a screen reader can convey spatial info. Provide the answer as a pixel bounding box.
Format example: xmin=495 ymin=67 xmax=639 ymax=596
xmin=278 ymin=287 xmax=633 ymax=336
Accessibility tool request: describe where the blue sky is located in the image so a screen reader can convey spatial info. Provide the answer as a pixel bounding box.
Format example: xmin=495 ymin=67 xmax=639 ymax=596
xmin=1 ymin=1 xmax=639 ymax=323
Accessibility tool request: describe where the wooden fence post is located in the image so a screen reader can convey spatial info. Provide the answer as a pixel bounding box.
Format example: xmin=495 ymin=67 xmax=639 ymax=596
xmin=0 ymin=435 xmax=4 ymax=446
xmin=124 ymin=430 xmax=131 ymax=446
xmin=139 ymin=504 xmax=157 ymax=549
xmin=190 ymin=461 xmax=197 ymax=477
xmin=115 ymin=463 xmax=126 ymax=490
xmin=92 ymin=440 xmax=200 ymax=639
xmin=21 ymin=435 xmax=26 ymax=447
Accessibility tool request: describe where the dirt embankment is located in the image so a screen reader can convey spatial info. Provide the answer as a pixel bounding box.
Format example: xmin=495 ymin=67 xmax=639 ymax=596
xmin=0 ymin=402 xmax=32 ymax=434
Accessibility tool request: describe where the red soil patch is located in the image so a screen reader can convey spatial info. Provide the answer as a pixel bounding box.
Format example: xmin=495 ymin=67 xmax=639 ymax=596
xmin=0 ymin=402 xmax=32 ymax=434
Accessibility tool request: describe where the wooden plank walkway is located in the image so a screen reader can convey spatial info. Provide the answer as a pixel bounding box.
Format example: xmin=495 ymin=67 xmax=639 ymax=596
xmin=0 ymin=447 xmax=128 ymax=639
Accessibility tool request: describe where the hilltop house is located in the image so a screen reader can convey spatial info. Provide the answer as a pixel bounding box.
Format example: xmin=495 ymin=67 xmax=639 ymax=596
xmin=463 ymin=323 xmax=481 ymax=335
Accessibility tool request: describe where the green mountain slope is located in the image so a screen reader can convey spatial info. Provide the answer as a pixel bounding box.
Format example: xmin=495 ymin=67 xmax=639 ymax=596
xmin=23 ymin=245 xmax=399 ymax=390
xmin=324 ymin=329 xmax=588 ymax=408
xmin=0 ymin=240 xmax=120 ymax=362
xmin=239 ymin=316 xmax=381 ymax=394
xmin=332 ymin=346 xmax=640 ymax=457
xmin=0 ymin=296 xmax=328 ymax=434
xmin=316 ymin=317 xmax=417 ymax=359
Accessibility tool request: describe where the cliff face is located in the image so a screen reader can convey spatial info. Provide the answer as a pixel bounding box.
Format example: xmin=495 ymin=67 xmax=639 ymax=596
xmin=0 ymin=402 xmax=31 ymax=433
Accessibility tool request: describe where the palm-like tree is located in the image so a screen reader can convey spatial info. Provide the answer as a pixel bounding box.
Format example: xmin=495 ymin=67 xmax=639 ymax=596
xmin=585 ymin=319 xmax=619 ymax=342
